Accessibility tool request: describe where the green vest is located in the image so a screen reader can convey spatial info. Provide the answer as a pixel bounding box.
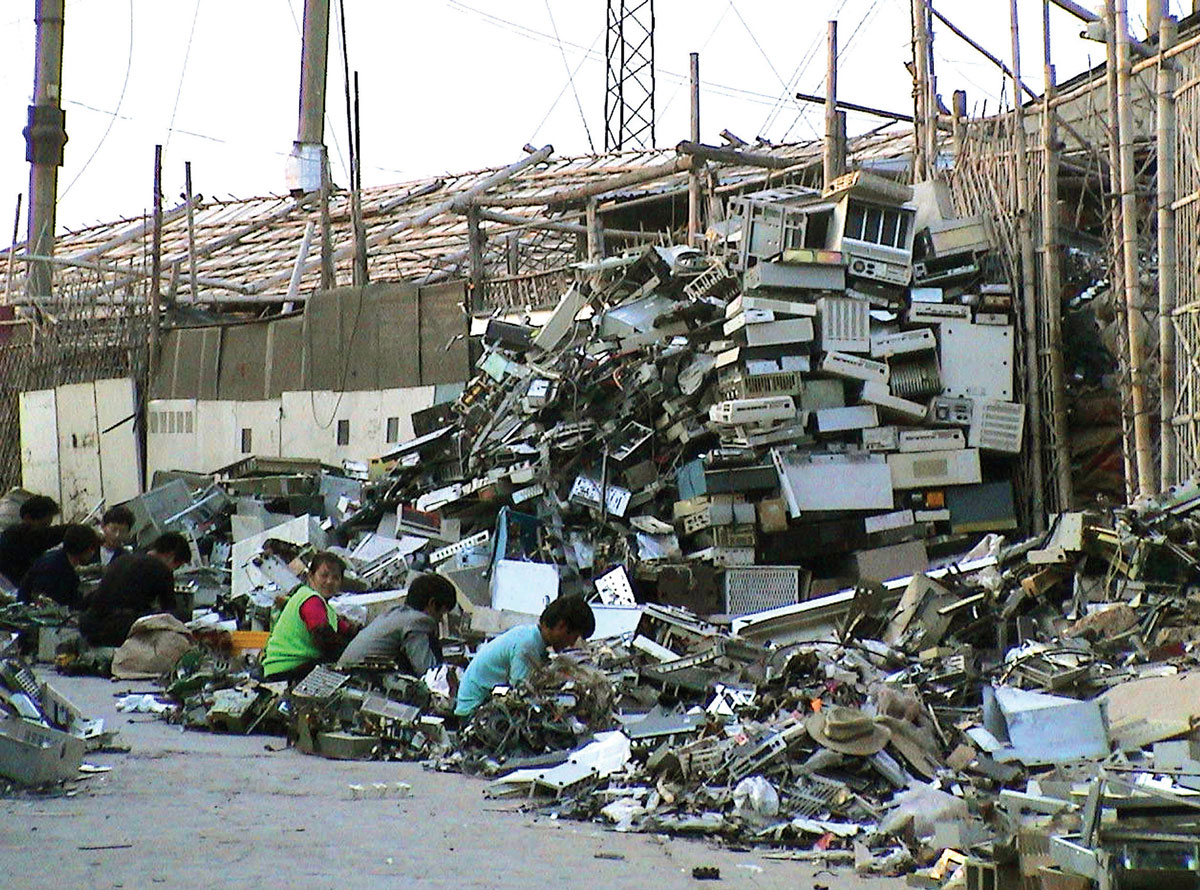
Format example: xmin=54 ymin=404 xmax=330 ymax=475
xmin=262 ymin=585 xmax=337 ymax=677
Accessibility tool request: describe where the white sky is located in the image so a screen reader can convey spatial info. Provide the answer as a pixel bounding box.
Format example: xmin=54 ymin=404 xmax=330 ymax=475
xmin=0 ymin=0 xmax=1187 ymax=235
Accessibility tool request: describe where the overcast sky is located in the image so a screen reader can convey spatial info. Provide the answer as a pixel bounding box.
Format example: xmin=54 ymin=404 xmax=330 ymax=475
xmin=0 ymin=0 xmax=1186 ymax=235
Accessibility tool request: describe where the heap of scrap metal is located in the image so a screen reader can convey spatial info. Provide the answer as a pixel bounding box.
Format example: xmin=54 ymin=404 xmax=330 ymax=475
xmin=377 ymin=172 xmax=1018 ymax=622
xmin=451 ymin=485 xmax=1200 ymax=886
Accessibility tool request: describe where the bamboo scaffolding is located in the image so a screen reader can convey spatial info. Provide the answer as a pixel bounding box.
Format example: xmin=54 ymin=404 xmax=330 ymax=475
xmin=1011 ymin=0 xmax=1048 ymax=530
xmin=1159 ymin=15 xmax=1179 ymax=487
xmin=1112 ymin=0 xmax=1157 ymax=497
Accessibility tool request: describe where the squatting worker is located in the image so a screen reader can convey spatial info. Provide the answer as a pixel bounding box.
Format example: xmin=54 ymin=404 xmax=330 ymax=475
xmin=79 ymin=532 xmax=192 ymax=647
xmin=338 ymin=572 xmax=457 ymax=675
xmin=261 ymin=551 xmax=356 ymax=683
xmin=0 ymin=495 xmax=64 ymax=587
xmin=454 ymin=594 xmax=595 ymax=718
xmin=95 ymin=505 xmax=135 ymax=566
xmin=18 ymin=523 xmax=100 ymax=609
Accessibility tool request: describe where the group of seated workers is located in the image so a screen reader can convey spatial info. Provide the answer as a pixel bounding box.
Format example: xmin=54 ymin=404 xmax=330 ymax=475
xmin=0 ymin=494 xmax=193 ymax=649
xmin=261 ymin=551 xmax=597 ymax=718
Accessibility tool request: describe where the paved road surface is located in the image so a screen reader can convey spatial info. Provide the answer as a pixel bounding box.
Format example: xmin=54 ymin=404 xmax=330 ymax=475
xmin=1 ymin=672 xmax=907 ymax=890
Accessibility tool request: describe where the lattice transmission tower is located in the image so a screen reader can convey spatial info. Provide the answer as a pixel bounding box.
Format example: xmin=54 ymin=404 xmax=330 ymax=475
xmin=604 ymin=0 xmax=656 ymax=151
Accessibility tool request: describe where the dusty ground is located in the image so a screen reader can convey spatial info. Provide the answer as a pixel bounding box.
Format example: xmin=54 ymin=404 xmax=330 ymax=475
xmin=1 ymin=673 xmax=906 ymax=890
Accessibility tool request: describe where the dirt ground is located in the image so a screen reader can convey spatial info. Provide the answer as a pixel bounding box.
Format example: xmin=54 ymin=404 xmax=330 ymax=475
xmin=0 ymin=672 xmax=908 ymax=890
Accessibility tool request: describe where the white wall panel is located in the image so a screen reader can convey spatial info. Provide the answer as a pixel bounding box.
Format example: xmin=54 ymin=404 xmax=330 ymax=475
xmin=19 ymin=388 xmax=59 ymax=503
xmin=54 ymin=382 xmax=104 ymax=519
xmin=94 ymin=378 xmax=142 ymax=506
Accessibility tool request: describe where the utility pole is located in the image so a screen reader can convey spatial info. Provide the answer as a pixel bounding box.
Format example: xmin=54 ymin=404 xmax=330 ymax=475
xmin=823 ymin=21 xmax=846 ymax=188
xmin=288 ymin=0 xmax=330 ymax=195
xmin=24 ymin=0 xmax=67 ymax=302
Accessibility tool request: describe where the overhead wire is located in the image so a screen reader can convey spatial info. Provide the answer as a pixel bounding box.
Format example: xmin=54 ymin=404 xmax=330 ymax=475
xmin=164 ymin=0 xmax=203 ymax=156
xmin=543 ymin=0 xmax=595 ymax=152
xmin=60 ymin=0 xmax=134 ymax=199
xmin=778 ymin=0 xmax=886 ymax=144
xmin=530 ymin=25 xmax=605 ymax=145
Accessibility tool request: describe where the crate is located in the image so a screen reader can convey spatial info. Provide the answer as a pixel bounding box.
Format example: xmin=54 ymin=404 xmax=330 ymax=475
xmin=722 ymin=566 xmax=810 ymax=616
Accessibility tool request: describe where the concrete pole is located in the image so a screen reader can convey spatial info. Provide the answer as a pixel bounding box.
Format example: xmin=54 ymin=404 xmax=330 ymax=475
xmin=1113 ymin=0 xmax=1156 ymax=498
xmin=24 ymin=0 xmax=67 ymax=301
xmin=1158 ymin=15 xmax=1178 ymax=487
xmin=688 ymin=52 xmax=702 ymax=246
xmin=824 ymin=21 xmax=841 ymax=189
xmin=1010 ymin=0 xmax=1047 ymax=532
xmin=297 ymin=0 xmax=329 ymax=145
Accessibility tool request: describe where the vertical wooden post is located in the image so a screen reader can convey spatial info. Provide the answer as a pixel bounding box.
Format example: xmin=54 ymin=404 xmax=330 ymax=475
xmin=1042 ymin=4 xmax=1073 ymax=510
xmin=1158 ymin=14 xmax=1178 ymax=488
xmin=824 ymin=20 xmax=840 ymax=189
xmin=1010 ymin=0 xmax=1047 ymax=532
xmin=586 ymin=198 xmax=604 ymax=261
xmin=148 ymin=145 xmax=163 ymax=381
xmin=26 ymin=0 xmax=66 ymax=302
xmin=952 ymin=90 xmax=967 ymax=161
xmin=1103 ymin=6 xmax=1136 ymax=502
xmin=466 ymin=203 xmax=485 ymax=316
xmin=1113 ymin=0 xmax=1156 ymax=498
xmin=319 ymin=146 xmax=334 ymax=291
xmin=184 ymin=161 xmax=199 ymax=305
xmin=688 ymin=52 xmax=702 ymax=246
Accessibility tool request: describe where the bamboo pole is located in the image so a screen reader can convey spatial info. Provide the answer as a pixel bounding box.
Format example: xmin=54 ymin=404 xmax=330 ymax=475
xmin=1010 ymin=0 xmax=1047 ymax=532
xmin=184 ymin=161 xmax=199 ymax=306
xmin=148 ymin=146 xmax=162 ymax=383
xmin=912 ymin=0 xmax=931 ymax=181
xmin=1113 ymin=0 xmax=1156 ymax=498
xmin=1043 ymin=4 xmax=1074 ymax=511
xmin=688 ymin=52 xmax=702 ymax=246
xmin=1104 ymin=6 xmax=1137 ymax=503
xmin=952 ymin=90 xmax=967 ymax=161
xmin=1158 ymin=14 xmax=1178 ymax=488
xmin=4 ymin=194 xmax=21 ymax=304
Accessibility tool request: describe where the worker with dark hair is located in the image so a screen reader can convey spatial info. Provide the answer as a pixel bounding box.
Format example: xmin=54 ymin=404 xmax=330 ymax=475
xmin=18 ymin=524 xmax=100 ymax=609
xmin=96 ymin=505 xmax=135 ymax=566
xmin=454 ymin=594 xmax=595 ymax=717
xmin=261 ymin=551 xmax=357 ymax=683
xmin=0 ymin=494 xmax=64 ymax=587
xmin=338 ymin=573 xmax=458 ymax=673
xmin=78 ymin=532 xmax=192 ymax=647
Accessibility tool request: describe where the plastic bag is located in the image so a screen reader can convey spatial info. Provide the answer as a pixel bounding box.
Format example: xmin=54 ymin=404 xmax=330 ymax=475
xmin=732 ymin=775 xmax=780 ymax=822
xmin=880 ymin=781 xmax=968 ymax=840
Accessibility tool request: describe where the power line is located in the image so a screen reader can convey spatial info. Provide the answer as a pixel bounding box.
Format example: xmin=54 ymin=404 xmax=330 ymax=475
xmin=543 ymin=0 xmax=595 ymax=152
xmin=530 ymin=25 xmax=605 ymax=145
xmin=164 ymin=0 xmax=203 ymax=156
xmin=60 ymin=0 xmax=134 ymax=199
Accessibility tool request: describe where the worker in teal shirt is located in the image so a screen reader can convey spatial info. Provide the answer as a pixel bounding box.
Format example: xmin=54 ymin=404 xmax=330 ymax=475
xmin=454 ymin=595 xmax=595 ymax=717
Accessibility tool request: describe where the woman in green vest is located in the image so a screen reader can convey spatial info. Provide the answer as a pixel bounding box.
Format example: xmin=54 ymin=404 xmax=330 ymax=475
xmin=262 ymin=551 xmax=356 ymax=683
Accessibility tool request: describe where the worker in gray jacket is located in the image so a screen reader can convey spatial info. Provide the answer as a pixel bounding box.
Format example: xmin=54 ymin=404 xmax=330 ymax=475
xmin=338 ymin=573 xmax=457 ymax=675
